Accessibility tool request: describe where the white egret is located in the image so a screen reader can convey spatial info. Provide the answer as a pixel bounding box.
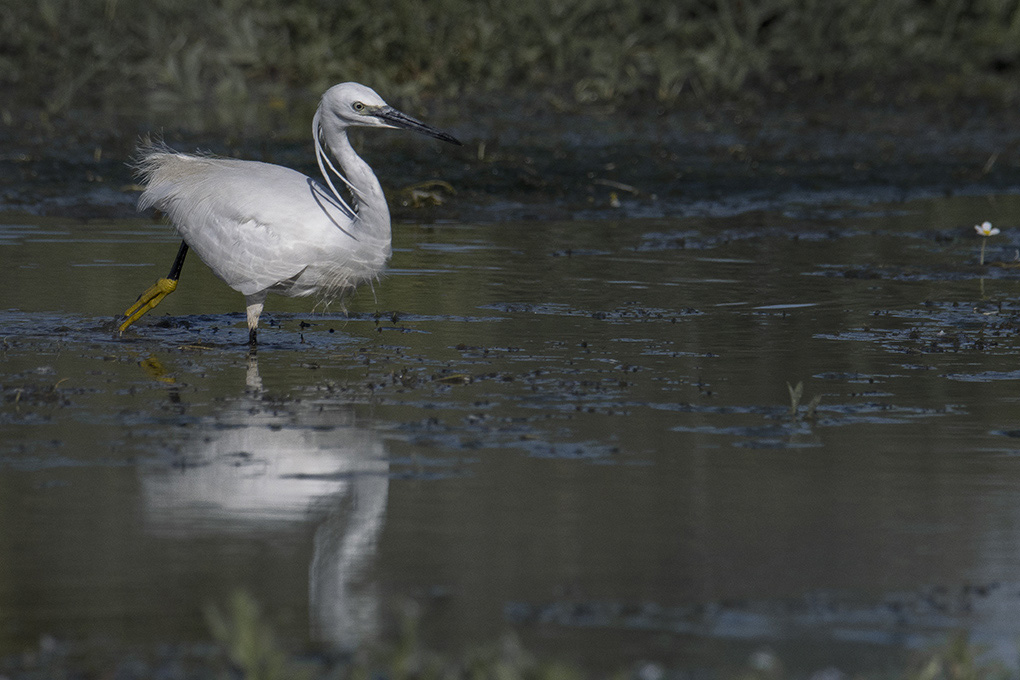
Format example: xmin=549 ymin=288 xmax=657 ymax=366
xmin=119 ymin=82 xmax=461 ymax=346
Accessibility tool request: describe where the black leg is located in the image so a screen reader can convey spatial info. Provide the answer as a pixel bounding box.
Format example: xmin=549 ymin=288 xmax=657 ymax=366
xmin=168 ymin=241 xmax=189 ymax=281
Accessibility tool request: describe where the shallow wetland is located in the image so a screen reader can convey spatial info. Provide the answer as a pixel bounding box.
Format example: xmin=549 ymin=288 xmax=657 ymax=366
xmin=5 ymin=103 xmax=1020 ymax=675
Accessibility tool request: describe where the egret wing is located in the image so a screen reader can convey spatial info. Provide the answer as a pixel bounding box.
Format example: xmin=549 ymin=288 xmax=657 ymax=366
xmin=138 ymin=152 xmax=355 ymax=297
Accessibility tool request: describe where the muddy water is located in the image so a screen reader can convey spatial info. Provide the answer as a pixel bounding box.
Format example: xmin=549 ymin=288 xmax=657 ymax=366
xmin=4 ymin=193 xmax=1020 ymax=672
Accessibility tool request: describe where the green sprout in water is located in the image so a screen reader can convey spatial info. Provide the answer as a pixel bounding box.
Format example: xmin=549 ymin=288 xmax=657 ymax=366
xmin=787 ymin=381 xmax=821 ymax=420
xmin=975 ymin=221 xmax=1000 ymax=265
xmin=205 ymin=591 xmax=311 ymax=680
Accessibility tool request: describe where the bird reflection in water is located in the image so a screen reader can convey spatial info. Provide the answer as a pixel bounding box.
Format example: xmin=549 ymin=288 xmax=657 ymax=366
xmin=141 ymin=354 xmax=388 ymax=649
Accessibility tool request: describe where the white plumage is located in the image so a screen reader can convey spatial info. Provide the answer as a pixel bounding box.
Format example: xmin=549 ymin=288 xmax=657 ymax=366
xmin=137 ymin=153 xmax=391 ymax=298
xmin=120 ymin=82 xmax=461 ymax=345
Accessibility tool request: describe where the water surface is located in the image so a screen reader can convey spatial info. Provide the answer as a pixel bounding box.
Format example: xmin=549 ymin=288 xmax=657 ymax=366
xmin=3 ymin=195 xmax=1020 ymax=673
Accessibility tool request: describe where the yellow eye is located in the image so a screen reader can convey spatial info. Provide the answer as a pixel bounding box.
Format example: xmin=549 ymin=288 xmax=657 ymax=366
xmin=353 ymin=102 xmax=366 ymax=113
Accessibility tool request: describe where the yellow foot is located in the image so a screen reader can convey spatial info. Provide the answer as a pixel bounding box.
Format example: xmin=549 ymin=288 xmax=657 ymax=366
xmin=119 ymin=278 xmax=178 ymax=333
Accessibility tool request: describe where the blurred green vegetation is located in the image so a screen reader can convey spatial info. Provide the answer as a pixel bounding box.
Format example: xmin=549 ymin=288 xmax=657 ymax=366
xmin=3 ymin=0 xmax=1020 ymax=117
xmin=201 ymin=592 xmax=1008 ymax=680
xmin=0 ymin=591 xmax=1012 ymax=680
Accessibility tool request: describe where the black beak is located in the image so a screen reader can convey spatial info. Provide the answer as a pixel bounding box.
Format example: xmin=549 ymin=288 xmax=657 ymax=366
xmin=375 ymin=106 xmax=462 ymax=145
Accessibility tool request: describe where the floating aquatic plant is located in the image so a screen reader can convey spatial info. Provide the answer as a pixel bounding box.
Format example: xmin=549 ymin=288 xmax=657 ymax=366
xmin=975 ymin=221 xmax=1000 ymax=265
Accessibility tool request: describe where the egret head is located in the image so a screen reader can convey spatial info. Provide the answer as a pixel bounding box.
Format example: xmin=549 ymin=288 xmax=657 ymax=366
xmin=319 ymin=82 xmax=461 ymax=145
xmin=312 ymin=82 xmax=461 ymax=218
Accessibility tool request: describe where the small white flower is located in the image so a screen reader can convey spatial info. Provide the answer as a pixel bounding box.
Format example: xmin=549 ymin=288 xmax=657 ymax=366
xmin=975 ymin=221 xmax=1000 ymax=236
